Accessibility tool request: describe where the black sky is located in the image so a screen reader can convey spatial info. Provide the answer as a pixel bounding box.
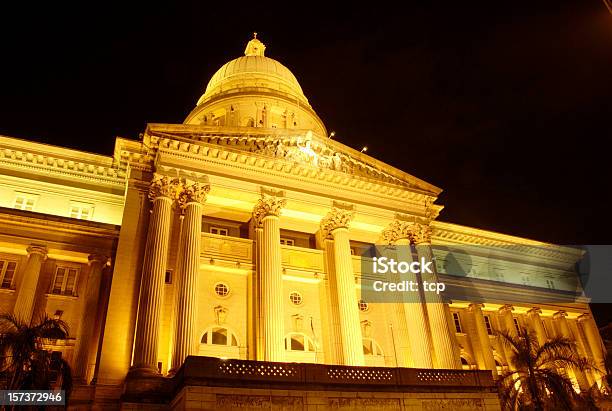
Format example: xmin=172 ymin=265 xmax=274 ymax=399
xmin=1 ymin=1 xmax=611 ymax=246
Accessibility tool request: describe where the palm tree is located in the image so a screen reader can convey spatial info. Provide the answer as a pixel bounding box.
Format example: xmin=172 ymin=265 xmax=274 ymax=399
xmin=0 ymin=314 xmax=73 ymax=402
xmin=496 ymin=326 xmax=592 ymax=411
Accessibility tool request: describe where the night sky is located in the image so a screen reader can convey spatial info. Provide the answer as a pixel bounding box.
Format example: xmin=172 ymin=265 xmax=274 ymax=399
xmin=1 ymin=2 xmax=611 ymax=320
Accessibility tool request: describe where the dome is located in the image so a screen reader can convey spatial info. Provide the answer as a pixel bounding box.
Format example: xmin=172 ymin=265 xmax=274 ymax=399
xmin=196 ymin=35 xmax=310 ymax=108
xmin=185 ymin=34 xmax=326 ymax=135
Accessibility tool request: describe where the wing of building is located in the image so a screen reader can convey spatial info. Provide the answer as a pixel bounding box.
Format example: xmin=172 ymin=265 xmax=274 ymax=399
xmin=0 ymin=35 xmax=607 ymax=410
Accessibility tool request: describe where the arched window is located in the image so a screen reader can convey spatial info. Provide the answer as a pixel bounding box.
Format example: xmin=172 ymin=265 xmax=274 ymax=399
xmin=201 ymin=326 xmax=238 ymax=347
xmin=460 ymin=351 xmax=476 ymax=370
xmin=284 ymin=333 xmax=315 ymax=352
xmin=362 ymin=338 xmax=384 ymax=356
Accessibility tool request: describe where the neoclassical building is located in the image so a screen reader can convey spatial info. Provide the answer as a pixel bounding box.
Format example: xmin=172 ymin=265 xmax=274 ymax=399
xmin=0 ymin=35 xmax=607 ymax=410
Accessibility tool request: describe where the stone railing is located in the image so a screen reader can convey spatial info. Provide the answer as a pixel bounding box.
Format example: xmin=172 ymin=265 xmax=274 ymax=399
xmin=122 ymin=356 xmax=496 ymax=404
xmin=174 ymin=356 xmax=495 ymax=390
xmin=201 ymin=233 xmax=253 ymax=263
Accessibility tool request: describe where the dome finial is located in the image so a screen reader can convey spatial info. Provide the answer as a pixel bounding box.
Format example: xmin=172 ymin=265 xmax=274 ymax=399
xmin=244 ymin=33 xmax=266 ymax=57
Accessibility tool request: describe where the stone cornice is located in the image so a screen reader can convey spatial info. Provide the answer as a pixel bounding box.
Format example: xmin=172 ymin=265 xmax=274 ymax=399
xmin=0 ymin=207 xmax=120 ymax=238
xmin=431 ymin=221 xmax=583 ymax=265
xmin=0 ymin=135 xmax=125 ymax=187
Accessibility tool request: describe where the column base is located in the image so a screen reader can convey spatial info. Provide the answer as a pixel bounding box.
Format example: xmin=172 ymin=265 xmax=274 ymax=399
xmin=127 ymin=364 xmax=161 ymax=378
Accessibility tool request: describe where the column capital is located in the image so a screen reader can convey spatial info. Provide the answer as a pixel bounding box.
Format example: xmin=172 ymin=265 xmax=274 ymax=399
xmin=526 ymin=307 xmax=542 ymax=316
xmin=148 ymin=173 xmax=180 ymax=202
xmin=411 ymin=223 xmax=432 ymax=245
xmin=467 ymin=302 xmax=485 ymax=312
xmin=381 ymin=220 xmax=417 ymax=244
xmin=88 ymin=254 xmax=109 ymax=265
xmin=553 ymin=310 xmax=568 ymax=320
xmin=177 ymin=180 xmax=210 ymax=208
xmin=577 ymin=313 xmax=591 ymax=323
xmin=252 ymin=193 xmax=286 ymax=227
xmin=320 ymin=207 xmax=354 ymax=238
xmin=26 ymin=244 xmax=48 ymax=258
xmin=498 ymin=304 xmax=514 ymax=314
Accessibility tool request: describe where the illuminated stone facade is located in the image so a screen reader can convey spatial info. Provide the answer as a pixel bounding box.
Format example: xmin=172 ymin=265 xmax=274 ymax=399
xmin=0 ymin=35 xmax=606 ymax=410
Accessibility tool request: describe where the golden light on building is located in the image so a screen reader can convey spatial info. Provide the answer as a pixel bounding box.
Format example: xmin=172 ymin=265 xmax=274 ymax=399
xmin=0 ymin=34 xmax=607 ymax=410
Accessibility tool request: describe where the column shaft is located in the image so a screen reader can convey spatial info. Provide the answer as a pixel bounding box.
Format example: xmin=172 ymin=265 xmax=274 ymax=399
xmin=13 ymin=245 xmax=47 ymax=324
xmin=261 ymin=215 xmax=285 ymax=362
xmin=416 ymin=243 xmax=459 ymax=369
xmin=172 ymin=202 xmax=203 ymax=370
xmin=396 ymin=239 xmax=433 ymax=368
xmin=331 ymin=227 xmax=364 ymax=366
xmin=498 ymin=305 xmax=517 ymax=370
xmin=579 ymin=314 xmax=607 ymax=388
xmin=554 ymin=312 xmax=589 ymax=391
xmin=469 ymin=304 xmax=498 ymax=378
xmin=132 ymin=196 xmax=173 ymax=372
xmin=526 ymin=308 xmax=547 ymax=347
xmin=74 ymin=255 xmax=108 ymax=383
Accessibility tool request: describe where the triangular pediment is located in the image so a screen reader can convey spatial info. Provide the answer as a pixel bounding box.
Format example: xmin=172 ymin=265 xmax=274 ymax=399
xmin=144 ymin=123 xmax=442 ymax=196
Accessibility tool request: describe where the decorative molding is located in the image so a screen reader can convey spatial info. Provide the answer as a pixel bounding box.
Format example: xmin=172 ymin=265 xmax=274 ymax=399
xmin=252 ymin=193 xmax=286 ymax=227
xmin=214 ymin=305 xmax=228 ymax=325
xmin=0 ymin=140 xmax=125 ymax=186
xmin=320 ymin=207 xmax=354 ymax=238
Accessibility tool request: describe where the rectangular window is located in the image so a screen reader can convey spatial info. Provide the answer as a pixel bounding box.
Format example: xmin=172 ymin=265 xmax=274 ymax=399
xmin=452 ymin=312 xmax=463 ymax=333
xmin=280 ymin=238 xmax=295 ymax=246
xmin=513 ymin=317 xmax=520 ymax=333
xmin=165 ymin=270 xmax=172 ymax=284
xmin=0 ymin=259 xmax=18 ymax=289
xmin=51 ymin=266 xmax=79 ymax=296
xmin=210 ymin=227 xmax=228 ymax=236
xmin=484 ymin=315 xmax=493 ymax=335
xmin=13 ymin=194 xmax=36 ymax=211
xmin=546 ymin=279 xmax=555 ymax=289
xmin=69 ymin=205 xmax=93 ymax=220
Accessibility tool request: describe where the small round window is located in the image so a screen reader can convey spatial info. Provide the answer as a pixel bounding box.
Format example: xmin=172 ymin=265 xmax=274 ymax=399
xmin=289 ymin=292 xmax=303 ymax=306
xmin=214 ymin=282 xmax=229 ymax=297
xmin=358 ymin=299 xmax=369 ymax=312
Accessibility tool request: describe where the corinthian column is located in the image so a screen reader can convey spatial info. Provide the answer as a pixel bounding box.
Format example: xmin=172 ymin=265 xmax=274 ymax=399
xmin=553 ymin=311 xmax=589 ymax=391
xmin=413 ymin=223 xmax=460 ymax=369
xmin=578 ymin=313 xmax=607 ymax=388
xmin=382 ymin=220 xmax=433 ymax=368
xmin=526 ymin=308 xmax=547 ymax=347
xmin=131 ymin=173 xmax=178 ymax=374
xmin=74 ymin=254 xmax=108 ymax=383
xmin=13 ymin=244 xmax=48 ymax=324
xmin=253 ymin=193 xmax=287 ymax=362
xmin=171 ymin=180 xmax=210 ymax=371
xmin=469 ymin=303 xmax=498 ymax=378
xmin=321 ymin=207 xmax=364 ymax=366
